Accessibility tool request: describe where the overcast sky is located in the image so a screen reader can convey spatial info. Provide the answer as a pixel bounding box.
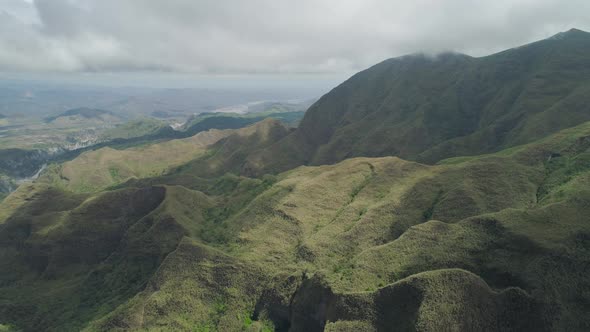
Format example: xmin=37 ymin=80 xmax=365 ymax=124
xmin=1 ymin=0 xmax=589 ymax=78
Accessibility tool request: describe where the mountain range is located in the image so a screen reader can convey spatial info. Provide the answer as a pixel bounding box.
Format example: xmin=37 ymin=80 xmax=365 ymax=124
xmin=245 ymin=28 xmax=590 ymax=175
xmin=1 ymin=29 xmax=590 ymax=331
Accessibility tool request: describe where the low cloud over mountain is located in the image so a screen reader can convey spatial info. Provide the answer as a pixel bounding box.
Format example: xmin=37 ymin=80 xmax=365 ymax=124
xmin=2 ymin=0 xmax=590 ymax=74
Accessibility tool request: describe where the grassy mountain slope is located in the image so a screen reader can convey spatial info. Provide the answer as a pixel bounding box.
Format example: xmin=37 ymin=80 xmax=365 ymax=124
xmin=39 ymin=119 xmax=291 ymax=193
xmin=248 ymin=29 xmax=590 ymax=175
xmin=100 ymin=118 xmax=171 ymax=140
xmin=36 ymin=109 xmax=303 ymax=177
xmin=42 ymin=128 xmax=235 ymax=192
xmin=1 ymin=118 xmax=590 ymax=330
xmin=177 ymin=118 xmax=293 ymax=178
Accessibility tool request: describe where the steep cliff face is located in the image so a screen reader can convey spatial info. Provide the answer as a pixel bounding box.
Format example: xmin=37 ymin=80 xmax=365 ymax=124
xmin=254 ymin=269 xmax=546 ymax=332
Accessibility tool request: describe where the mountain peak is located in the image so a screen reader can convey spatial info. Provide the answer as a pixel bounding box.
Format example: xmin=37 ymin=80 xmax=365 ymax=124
xmin=393 ymin=51 xmax=471 ymax=63
xmin=565 ymin=28 xmax=587 ymax=34
xmin=548 ymin=28 xmax=590 ymax=40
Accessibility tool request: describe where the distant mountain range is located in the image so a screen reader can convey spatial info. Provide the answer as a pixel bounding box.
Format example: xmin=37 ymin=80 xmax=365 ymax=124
xmin=0 ymin=81 xmax=321 ymax=119
xmin=43 ymin=107 xmax=122 ymax=124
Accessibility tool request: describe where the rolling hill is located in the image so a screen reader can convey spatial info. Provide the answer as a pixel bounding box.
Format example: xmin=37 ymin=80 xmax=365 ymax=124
xmin=41 ymin=119 xmax=290 ymax=193
xmin=44 ymin=108 xmax=123 ymax=126
xmin=181 ymin=109 xmax=305 ymax=137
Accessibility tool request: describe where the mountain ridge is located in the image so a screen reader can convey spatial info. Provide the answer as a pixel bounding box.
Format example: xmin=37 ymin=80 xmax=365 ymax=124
xmin=44 ymin=107 xmax=120 ymax=123
xmin=243 ymin=28 xmax=590 ymax=175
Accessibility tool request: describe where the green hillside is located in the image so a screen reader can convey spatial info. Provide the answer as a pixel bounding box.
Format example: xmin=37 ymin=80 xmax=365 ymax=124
xmin=0 ymin=108 xmax=304 ymax=201
xmin=100 ymin=118 xmax=170 ymax=141
xmin=248 ymin=29 xmax=590 ymax=174
xmin=1 ymin=118 xmax=590 ymax=331
xmin=51 ymin=109 xmax=305 ymax=164
xmin=39 ymin=119 xmax=290 ymax=193
xmin=2 ymin=29 xmax=590 ymax=332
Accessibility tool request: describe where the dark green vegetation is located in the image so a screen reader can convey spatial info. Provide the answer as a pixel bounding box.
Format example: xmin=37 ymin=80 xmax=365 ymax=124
xmin=182 ymin=110 xmax=304 ymax=136
xmin=0 ymin=176 xmax=15 ymax=201
xmin=2 ymin=30 xmax=590 ymax=331
xmin=0 ymin=149 xmax=49 ymax=178
xmin=248 ymin=28 xmax=590 ymax=174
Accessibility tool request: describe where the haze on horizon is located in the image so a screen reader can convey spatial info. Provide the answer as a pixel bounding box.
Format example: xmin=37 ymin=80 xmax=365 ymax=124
xmin=1 ymin=0 xmax=590 ymax=89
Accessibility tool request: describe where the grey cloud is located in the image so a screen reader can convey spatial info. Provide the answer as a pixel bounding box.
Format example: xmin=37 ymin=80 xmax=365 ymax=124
xmin=1 ymin=0 xmax=589 ymax=74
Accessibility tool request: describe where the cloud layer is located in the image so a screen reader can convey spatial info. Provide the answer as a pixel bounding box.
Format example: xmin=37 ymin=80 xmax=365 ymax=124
xmin=2 ymin=0 xmax=590 ymax=74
